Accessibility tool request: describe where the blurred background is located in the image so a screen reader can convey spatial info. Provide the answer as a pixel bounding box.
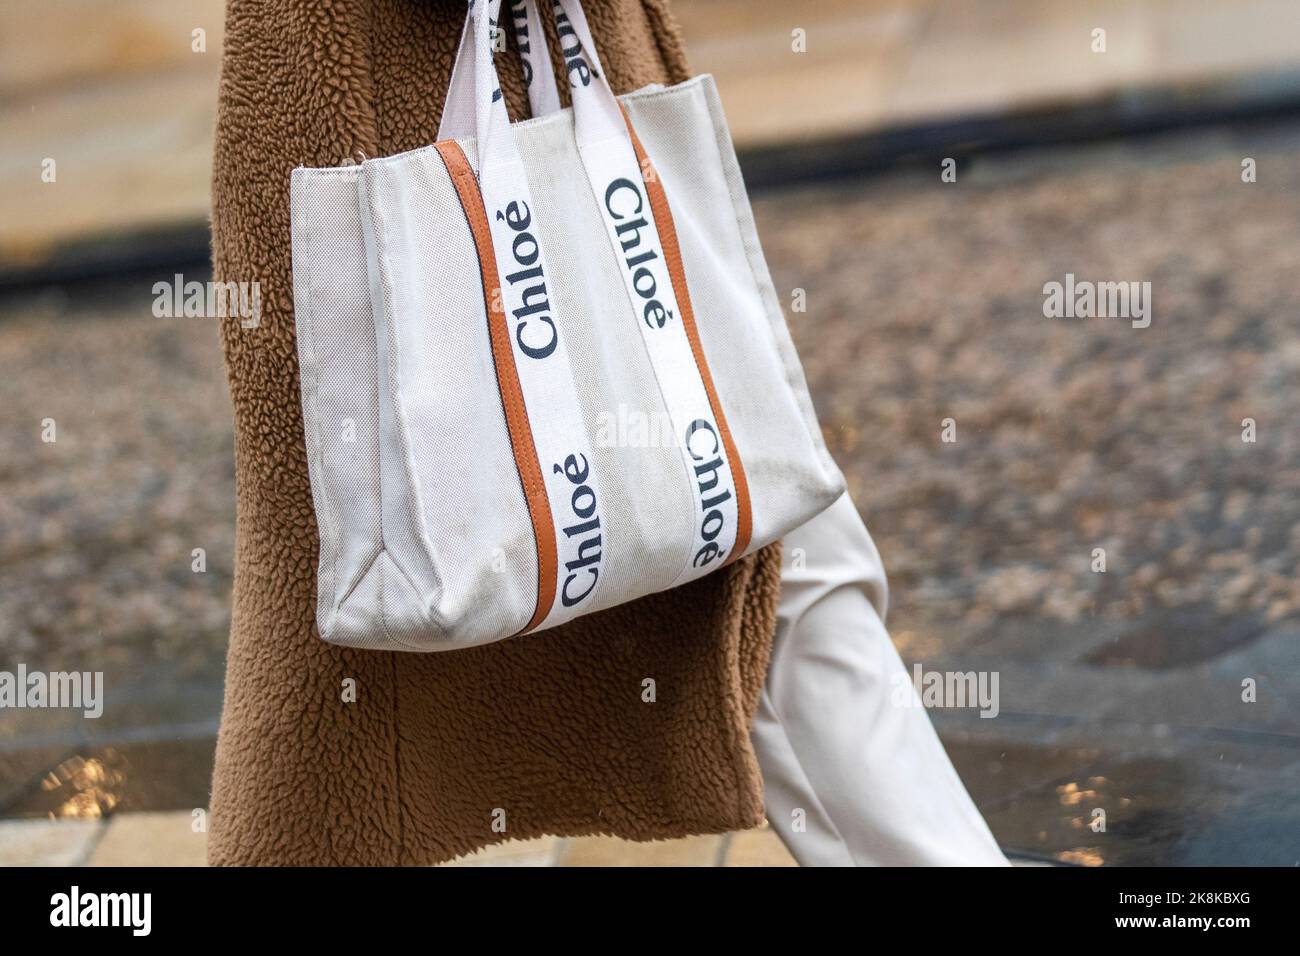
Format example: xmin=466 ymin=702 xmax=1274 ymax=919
xmin=1 ymin=0 xmax=1298 ymax=866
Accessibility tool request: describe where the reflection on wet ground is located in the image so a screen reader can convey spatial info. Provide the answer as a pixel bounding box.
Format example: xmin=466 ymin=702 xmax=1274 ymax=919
xmin=5 ymin=719 xmax=1294 ymax=864
xmin=1 ymin=737 xmax=214 ymax=822
xmin=946 ymin=733 xmax=1300 ymax=865
xmin=0 ymin=663 xmax=221 ymax=822
xmin=3 ymin=118 xmax=1300 ymax=863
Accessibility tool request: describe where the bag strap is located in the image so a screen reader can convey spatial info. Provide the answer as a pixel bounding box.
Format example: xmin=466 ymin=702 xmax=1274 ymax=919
xmin=432 ymin=0 xmax=513 ymax=173
xmin=548 ymin=0 xmax=632 ymax=147
xmin=483 ymin=0 xmax=754 ymax=576
xmin=548 ymin=0 xmax=754 ymax=574
xmin=438 ymin=0 xmax=561 ymax=142
xmin=436 ymin=4 xmax=482 ymax=143
xmin=508 ymin=0 xmax=562 ymax=119
xmin=436 ymin=0 xmax=751 ymax=589
xmin=432 ymin=0 xmax=611 ymax=633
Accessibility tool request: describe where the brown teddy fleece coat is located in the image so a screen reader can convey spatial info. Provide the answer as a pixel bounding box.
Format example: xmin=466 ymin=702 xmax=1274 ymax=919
xmin=208 ymin=0 xmax=780 ymax=865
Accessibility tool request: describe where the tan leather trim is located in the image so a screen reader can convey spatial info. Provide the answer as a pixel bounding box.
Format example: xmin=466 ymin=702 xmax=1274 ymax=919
xmin=435 ymin=140 xmax=557 ymax=633
xmin=619 ymin=107 xmax=754 ymax=563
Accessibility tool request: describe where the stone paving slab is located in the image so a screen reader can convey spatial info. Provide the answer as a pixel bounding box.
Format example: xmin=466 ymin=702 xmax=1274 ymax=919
xmin=557 ymin=833 xmax=725 ymax=867
xmin=0 ymin=71 xmax=219 ymax=265
xmin=0 ymin=0 xmax=221 ymax=97
xmin=886 ymin=0 xmax=1300 ymax=124
xmin=0 ymin=818 xmax=103 ymax=866
xmin=2 ymin=813 xmax=1044 ymax=865
xmin=86 ymin=810 xmax=207 ymax=867
xmin=0 ymin=816 xmax=794 ymax=866
xmin=720 ymin=828 xmax=799 ymax=867
xmin=439 ymin=837 xmax=563 ymax=867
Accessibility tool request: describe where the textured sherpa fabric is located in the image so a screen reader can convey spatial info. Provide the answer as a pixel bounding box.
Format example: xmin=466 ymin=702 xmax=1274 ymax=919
xmin=208 ymin=0 xmax=781 ymax=866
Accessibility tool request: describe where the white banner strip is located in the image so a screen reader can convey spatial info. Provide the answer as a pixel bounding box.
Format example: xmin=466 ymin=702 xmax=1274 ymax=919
xmin=508 ymin=0 xmax=562 ymax=120
xmin=464 ymin=0 xmax=608 ymax=627
xmin=551 ymin=0 xmax=743 ymax=583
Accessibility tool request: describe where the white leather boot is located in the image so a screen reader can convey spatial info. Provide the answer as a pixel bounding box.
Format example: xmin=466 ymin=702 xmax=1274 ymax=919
xmin=752 ymin=493 xmax=1009 ymax=866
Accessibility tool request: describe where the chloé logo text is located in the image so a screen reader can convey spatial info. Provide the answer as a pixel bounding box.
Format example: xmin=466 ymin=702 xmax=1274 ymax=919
xmin=554 ymin=1 xmax=593 ymax=88
xmin=495 ymin=199 xmax=557 ymax=360
xmin=685 ymin=419 xmax=733 ymax=569
xmin=604 ymin=178 xmax=674 ymax=330
xmin=554 ymin=452 xmax=603 ymax=607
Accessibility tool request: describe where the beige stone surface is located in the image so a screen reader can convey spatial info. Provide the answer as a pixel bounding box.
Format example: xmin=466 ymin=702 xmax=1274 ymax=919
xmin=0 ymin=0 xmax=222 ymax=263
xmin=0 ymin=60 xmax=218 ymax=265
xmin=0 ymin=818 xmax=103 ymax=866
xmin=2 ymin=811 xmax=1071 ymax=864
xmin=675 ymin=0 xmax=928 ymax=146
xmin=3 ymin=0 xmax=1299 ymax=263
xmin=558 ymin=833 xmax=724 ymax=866
xmin=721 ymin=827 xmax=798 ymax=867
xmin=681 ymin=0 xmax=1300 ymax=144
xmin=0 ymin=0 xmax=224 ymax=98
xmin=440 ymin=837 xmax=562 ymax=866
xmin=86 ymin=811 xmax=208 ymax=866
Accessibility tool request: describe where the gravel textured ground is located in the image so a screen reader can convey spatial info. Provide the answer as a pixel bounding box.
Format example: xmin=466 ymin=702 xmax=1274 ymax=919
xmin=2 ymin=119 xmax=1298 ymax=862
xmin=765 ymin=122 xmax=1300 ymax=657
xmin=0 ymin=284 xmax=234 ymax=681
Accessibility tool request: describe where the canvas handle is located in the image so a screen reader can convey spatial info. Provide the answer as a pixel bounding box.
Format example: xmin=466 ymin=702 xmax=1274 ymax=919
xmin=435 ymin=1 xmax=486 ymax=143
xmin=437 ymin=0 xmax=561 ymax=143
xmin=546 ymin=0 xmax=636 ymax=146
xmin=509 ymin=0 xmax=563 ymax=119
xmin=544 ymin=0 xmax=753 ymax=579
xmin=432 ymin=0 xmax=612 ymax=633
xmin=437 ymin=0 xmax=634 ymax=148
xmin=436 ymin=0 xmax=751 ymax=589
xmin=433 ymin=0 xmax=519 ymax=175
xmin=552 ymin=0 xmax=753 ymax=577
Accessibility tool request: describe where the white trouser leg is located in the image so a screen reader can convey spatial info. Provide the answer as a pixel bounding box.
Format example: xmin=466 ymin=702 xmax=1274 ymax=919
xmin=751 ymin=492 xmax=1008 ymax=866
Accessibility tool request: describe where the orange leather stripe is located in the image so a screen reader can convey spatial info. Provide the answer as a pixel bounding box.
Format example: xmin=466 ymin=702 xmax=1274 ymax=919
xmin=435 ymin=140 xmax=557 ymax=633
xmin=619 ymin=107 xmax=754 ymax=564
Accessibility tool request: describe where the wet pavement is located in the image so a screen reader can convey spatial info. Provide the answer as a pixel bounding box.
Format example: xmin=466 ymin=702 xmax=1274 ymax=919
xmin=2 ymin=117 xmax=1299 ymax=864
xmin=764 ymin=115 xmax=1300 ymax=865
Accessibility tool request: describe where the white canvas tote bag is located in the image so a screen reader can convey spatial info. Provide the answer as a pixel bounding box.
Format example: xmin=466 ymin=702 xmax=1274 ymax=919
xmin=289 ymin=0 xmax=845 ymax=651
